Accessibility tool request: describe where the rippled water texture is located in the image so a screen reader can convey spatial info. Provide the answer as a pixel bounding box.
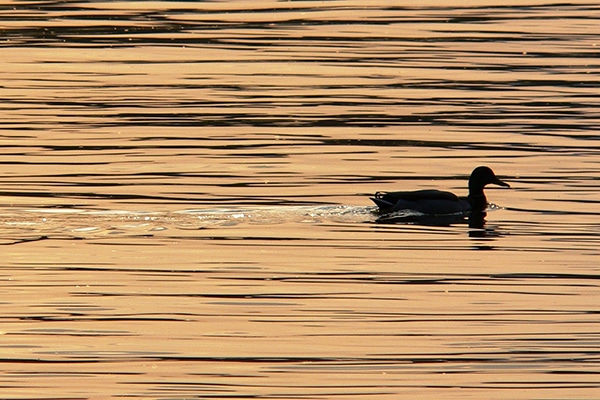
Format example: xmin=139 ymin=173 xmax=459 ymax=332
xmin=1 ymin=1 xmax=599 ymax=399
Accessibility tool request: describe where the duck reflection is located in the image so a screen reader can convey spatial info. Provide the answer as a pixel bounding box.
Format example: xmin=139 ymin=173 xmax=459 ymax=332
xmin=374 ymin=209 xmax=502 ymax=238
xmin=468 ymin=210 xmax=495 ymax=238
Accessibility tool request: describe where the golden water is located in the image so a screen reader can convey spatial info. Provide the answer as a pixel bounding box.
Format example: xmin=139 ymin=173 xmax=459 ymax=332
xmin=0 ymin=1 xmax=599 ymax=399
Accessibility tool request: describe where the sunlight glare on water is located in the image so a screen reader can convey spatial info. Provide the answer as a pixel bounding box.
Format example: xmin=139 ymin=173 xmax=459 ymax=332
xmin=0 ymin=1 xmax=599 ymax=399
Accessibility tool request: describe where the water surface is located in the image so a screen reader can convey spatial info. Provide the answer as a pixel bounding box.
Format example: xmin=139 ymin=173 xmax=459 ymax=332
xmin=1 ymin=1 xmax=599 ymax=399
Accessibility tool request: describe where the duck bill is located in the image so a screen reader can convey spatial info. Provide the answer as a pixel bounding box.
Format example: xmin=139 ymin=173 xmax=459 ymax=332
xmin=495 ymin=178 xmax=510 ymax=188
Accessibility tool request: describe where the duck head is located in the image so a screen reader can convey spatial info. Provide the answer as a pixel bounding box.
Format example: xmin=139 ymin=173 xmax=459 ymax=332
xmin=469 ymin=166 xmax=510 ymax=193
xmin=467 ymin=166 xmax=510 ymax=211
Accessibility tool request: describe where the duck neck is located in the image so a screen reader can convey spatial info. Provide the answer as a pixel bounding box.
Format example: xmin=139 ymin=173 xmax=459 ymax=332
xmin=468 ymin=183 xmax=488 ymax=211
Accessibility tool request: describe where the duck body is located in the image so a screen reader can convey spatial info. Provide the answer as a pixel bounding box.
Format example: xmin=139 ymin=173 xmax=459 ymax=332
xmin=371 ymin=166 xmax=509 ymax=216
xmin=372 ymin=189 xmax=472 ymax=215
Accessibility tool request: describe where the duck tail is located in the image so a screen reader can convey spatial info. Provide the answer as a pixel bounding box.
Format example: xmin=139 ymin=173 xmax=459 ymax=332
xmin=370 ymin=192 xmax=394 ymax=209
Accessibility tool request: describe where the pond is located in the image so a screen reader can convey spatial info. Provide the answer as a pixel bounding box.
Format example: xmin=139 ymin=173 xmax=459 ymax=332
xmin=0 ymin=1 xmax=599 ymax=398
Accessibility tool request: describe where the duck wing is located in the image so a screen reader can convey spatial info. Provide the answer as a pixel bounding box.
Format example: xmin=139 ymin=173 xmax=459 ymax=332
xmin=371 ymin=189 xmax=467 ymax=214
xmin=373 ymin=190 xmax=459 ymax=205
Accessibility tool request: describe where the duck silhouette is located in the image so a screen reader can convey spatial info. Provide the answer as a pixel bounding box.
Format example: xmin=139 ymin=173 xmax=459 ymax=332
xmin=371 ymin=166 xmax=510 ymax=215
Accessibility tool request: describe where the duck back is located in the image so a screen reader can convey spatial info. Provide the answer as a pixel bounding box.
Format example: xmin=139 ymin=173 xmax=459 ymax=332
xmin=371 ymin=189 xmax=470 ymax=215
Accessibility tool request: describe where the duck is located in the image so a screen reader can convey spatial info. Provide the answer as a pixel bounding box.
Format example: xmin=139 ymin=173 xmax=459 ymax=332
xmin=371 ymin=166 xmax=510 ymax=215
